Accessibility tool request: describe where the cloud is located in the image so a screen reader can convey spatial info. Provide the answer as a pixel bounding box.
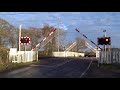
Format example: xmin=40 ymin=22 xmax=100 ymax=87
xmin=1 ymin=12 xmax=120 ymax=47
xmin=60 ymin=24 xmax=68 ymax=30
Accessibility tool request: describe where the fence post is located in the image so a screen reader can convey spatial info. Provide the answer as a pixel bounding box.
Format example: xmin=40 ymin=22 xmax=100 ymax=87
xmin=109 ymin=51 xmax=111 ymax=64
xmin=119 ymin=52 xmax=120 ymax=63
xmin=113 ymin=52 xmax=115 ymax=63
xmin=37 ymin=51 xmax=38 ymax=61
xmin=116 ymin=52 xmax=118 ymax=63
xmin=101 ymin=51 xmax=104 ymax=64
xmin=106 ymin=51 xmax=108 ymax=64
xmin=115 ymin=52 xmax=116 ymax=63
xmin=117 ymin=52 xmax=119 ymax=63
xmin=98 ymin=51 xmax=100 ymax=67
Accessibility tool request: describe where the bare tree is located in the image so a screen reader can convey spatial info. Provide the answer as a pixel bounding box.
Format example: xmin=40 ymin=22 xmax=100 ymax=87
xmin=0 ymin=18 xmax=17 ymax=48
xmin=41 ymin=24 xmax=56 ymax=56
xmin=75 ymin=37 xmax=87 ymax=51
xmin=0 ymin=18 xmax=16 ymax=64
xmin=18 ymin=27 xmax=43 ymax=51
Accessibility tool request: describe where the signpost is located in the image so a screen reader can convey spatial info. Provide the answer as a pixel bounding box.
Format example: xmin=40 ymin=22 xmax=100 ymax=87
xmin=97 ymin=30 xmax=111 ymax=65
xmin=20 ymin=36 xmax=30 ymax=62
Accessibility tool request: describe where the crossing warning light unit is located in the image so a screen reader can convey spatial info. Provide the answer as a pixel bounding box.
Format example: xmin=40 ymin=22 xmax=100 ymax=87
xmin=20 ymin=36 xmax=30 ymax=45
xmin=97 ymin=37 xmax=111 ymax=45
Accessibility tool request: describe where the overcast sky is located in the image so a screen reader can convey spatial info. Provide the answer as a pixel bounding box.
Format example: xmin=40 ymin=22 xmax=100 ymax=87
xmin=0 ymin=12 xmax=120 ymax=48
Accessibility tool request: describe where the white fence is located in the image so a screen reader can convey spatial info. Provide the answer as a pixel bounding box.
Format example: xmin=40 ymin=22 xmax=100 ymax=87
xmin=52 ymin=52 xmax=85 ymax=57
xmin=99 ymin=51 xmax=120 ymax=64
xmin=9 ymin=51 xmax=38 ymax=63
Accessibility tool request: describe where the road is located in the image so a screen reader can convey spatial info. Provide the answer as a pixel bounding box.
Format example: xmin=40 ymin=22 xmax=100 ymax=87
xmin=0 ymin=57 xmax=94 ymax=78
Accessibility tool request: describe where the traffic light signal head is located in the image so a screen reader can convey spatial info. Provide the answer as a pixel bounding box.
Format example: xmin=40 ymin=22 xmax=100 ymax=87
xmin=97 ymin=37 xmax=111 ymax=45
xmin=20 ymin=36 xmax=30 ymax=45
xmin=98 ymin=37 xmax=103 ymax=45
xmin=105 ymin=37 xmax=111 ymax=45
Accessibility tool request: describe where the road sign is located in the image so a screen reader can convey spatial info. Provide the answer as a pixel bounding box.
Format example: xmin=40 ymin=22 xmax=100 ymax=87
xmin=20 ymin=36 xmax=30 ymax=45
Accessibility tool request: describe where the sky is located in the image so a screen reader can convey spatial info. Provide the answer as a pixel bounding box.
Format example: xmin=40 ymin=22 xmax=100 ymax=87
xmin=0 ymin=12 xmax=120 ymax=48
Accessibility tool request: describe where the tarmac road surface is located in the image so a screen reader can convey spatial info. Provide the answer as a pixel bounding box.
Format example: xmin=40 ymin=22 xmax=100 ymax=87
xmin=0 ymin=57 xmax=93 ymax=78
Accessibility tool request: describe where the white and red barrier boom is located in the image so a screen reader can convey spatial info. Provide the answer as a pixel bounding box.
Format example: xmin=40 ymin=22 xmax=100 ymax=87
xmin=31 ymin=28 xmax=56 ymax=51
xmin=75 ymin=28 xmax=103 ymax=50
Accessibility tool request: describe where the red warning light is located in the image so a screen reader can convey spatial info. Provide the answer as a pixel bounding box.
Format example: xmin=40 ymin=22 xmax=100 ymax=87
xmin=20 ymin=36 xmax=30 ymax=45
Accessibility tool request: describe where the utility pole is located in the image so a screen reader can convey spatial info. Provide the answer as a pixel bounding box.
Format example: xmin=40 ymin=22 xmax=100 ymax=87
xmin=58 ymin=18 xmax=60 ymax=53
xmin=103 ymin=30 xmax=106 ymax=62
xmin=103 ymin=30 xmax=106 ymax=51
xmin=19 ymin=25 xmax=22 ymax=51
xmin=19 ymin=25 xmax=22 ymax=63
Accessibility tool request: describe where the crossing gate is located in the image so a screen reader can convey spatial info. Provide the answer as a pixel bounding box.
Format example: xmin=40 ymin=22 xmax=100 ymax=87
xmin=31 ymin=28 xmax=56 ymax=51
xmin=64 ymin=40 xmax=100 ymax=58
xmin=99 ymin=51 xmax=120 ymax=64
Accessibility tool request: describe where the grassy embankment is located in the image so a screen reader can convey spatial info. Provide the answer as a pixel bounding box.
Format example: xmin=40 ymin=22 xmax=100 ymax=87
xmin=0 ymin=61 xmax=40 ymax=73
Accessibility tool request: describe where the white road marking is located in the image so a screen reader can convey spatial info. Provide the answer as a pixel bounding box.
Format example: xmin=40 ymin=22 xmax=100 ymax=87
xmin=5 ymin=59 xmax=76 ymax=78
xmin=79 ymin=60 xmax=93 ymax=78
xmin=30 ymin=59 xmax=73 ymax=68
xmin=30 ymin=64 xmax=54 ymax=67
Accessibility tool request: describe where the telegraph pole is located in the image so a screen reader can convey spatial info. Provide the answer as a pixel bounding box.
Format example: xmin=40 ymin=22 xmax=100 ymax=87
xmin=19 ymin=25 xmax=22 ymax=63
xmin=58 ymin=18 xmax=60 ymax=53
xmin=103 ymin=30 xmax=107 ymax=51
xmin=103 ymin=30 xmax=106 ymax=62
xmin=19 ymin=25 xmax=22 ymax=51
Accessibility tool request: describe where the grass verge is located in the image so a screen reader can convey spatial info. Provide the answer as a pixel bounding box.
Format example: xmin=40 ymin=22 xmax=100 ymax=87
xmin=0 ymin=60 xmax=40 ymax=73
xmin=83 ymin=61 xmax=120 ymax=78
xmin=95 ymin=61 xmax=120 ymax=72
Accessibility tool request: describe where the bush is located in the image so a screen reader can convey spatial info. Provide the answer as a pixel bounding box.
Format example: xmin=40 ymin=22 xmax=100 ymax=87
xmin=0 ymin=46 xmax=9 ymax=64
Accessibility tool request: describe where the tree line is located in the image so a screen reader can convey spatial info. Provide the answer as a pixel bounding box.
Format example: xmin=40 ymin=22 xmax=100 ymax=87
xmin=0 ymin=18 xmax=67 ymax=60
